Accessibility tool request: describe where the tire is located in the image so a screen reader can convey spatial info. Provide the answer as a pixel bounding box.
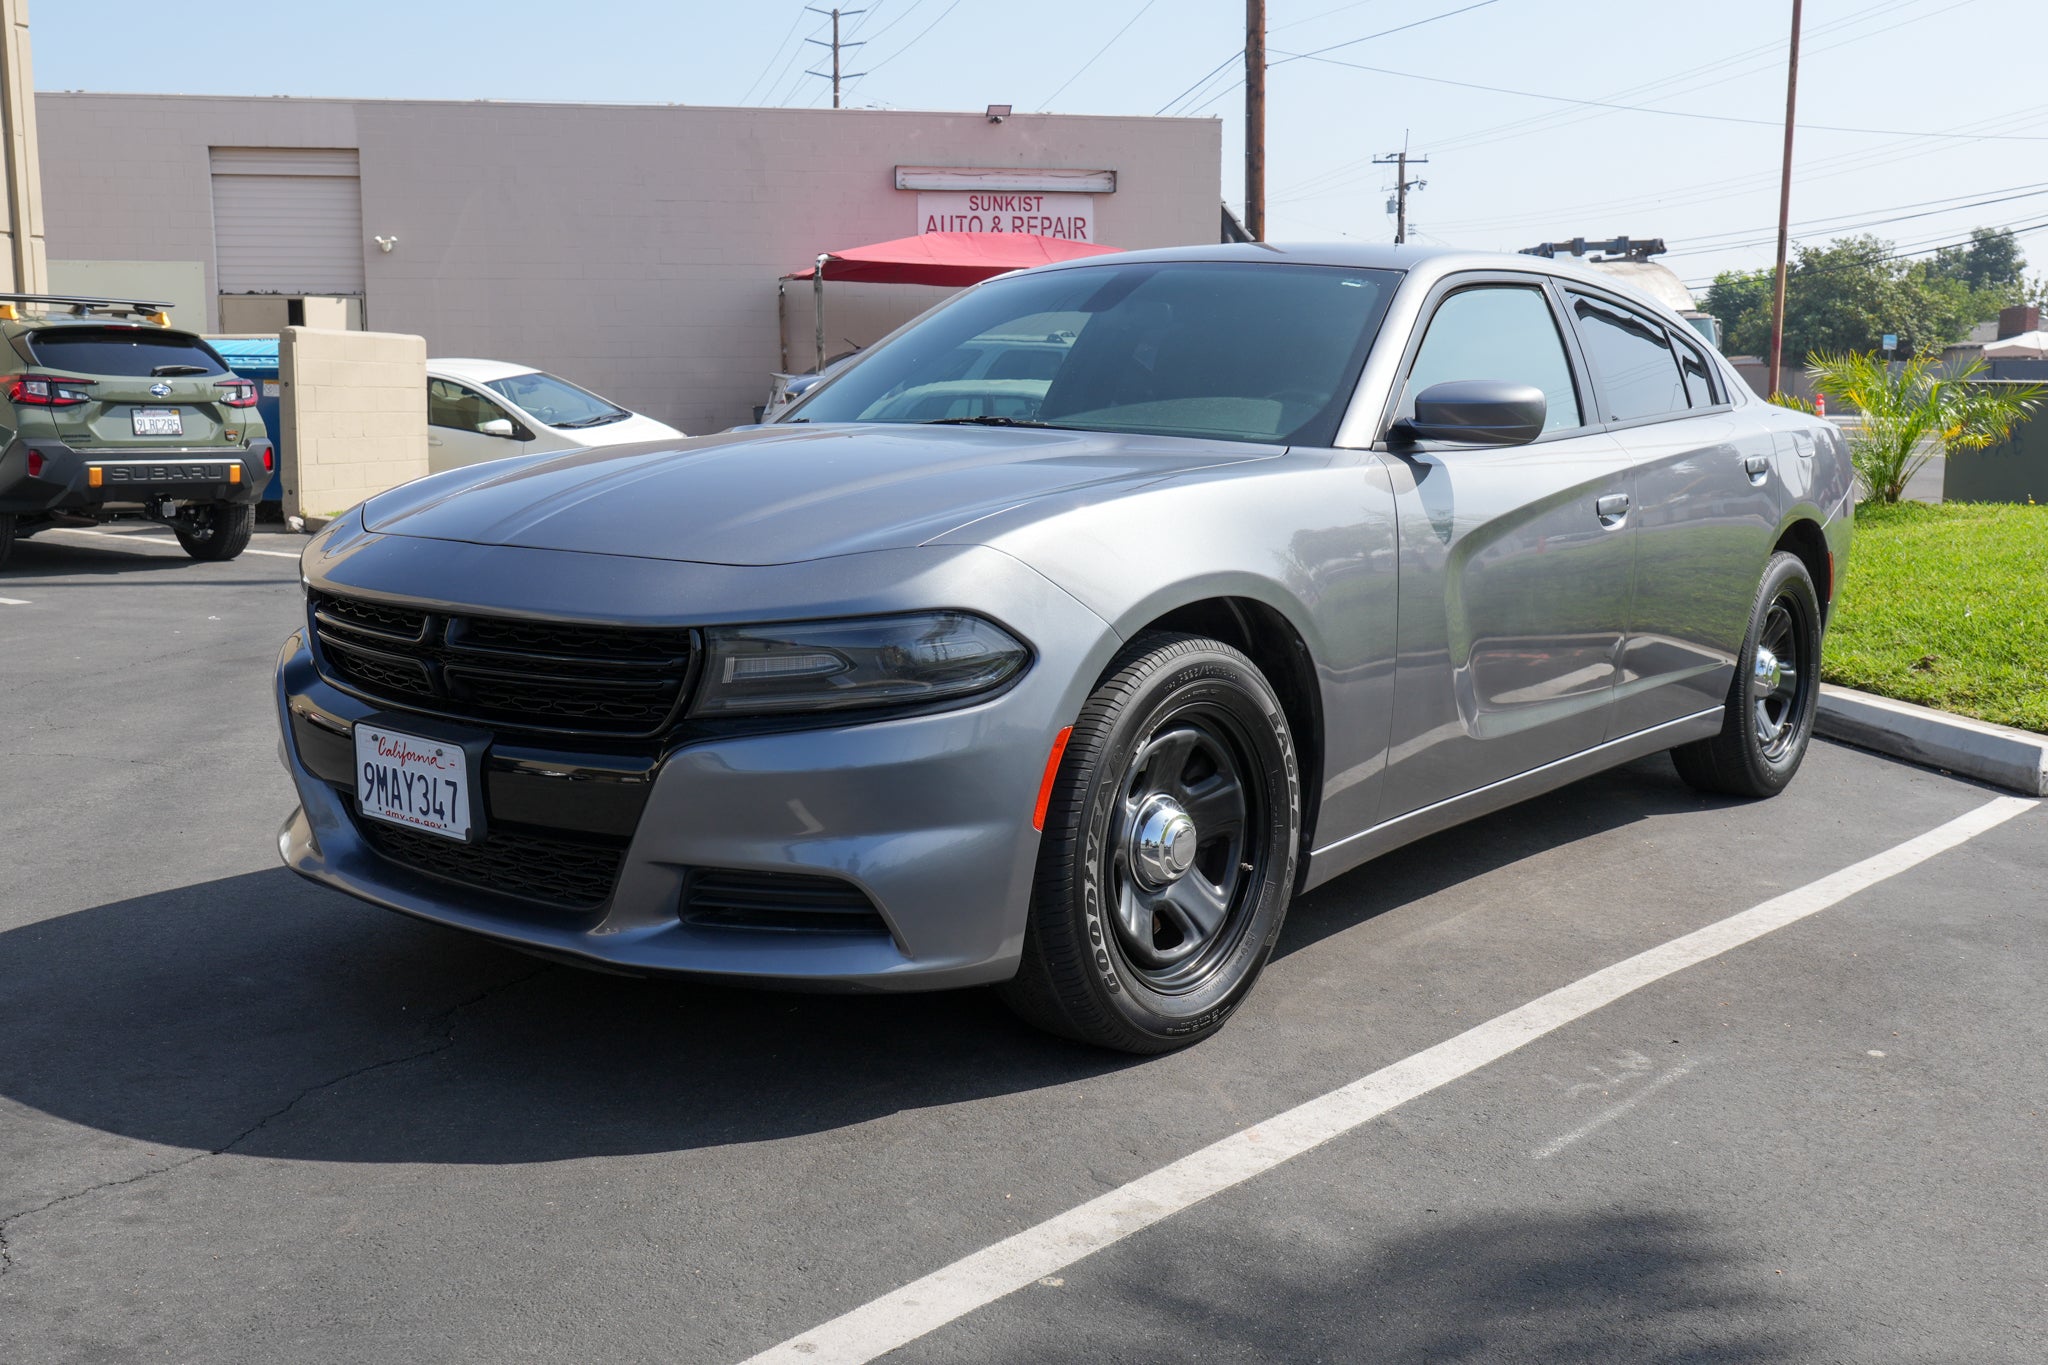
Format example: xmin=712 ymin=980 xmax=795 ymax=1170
xmin=999 ymin=632 xmax=1301 ymax=1053
xmin=1671 ymin=551 xmax=1823 ymax=798
xmin=0 ymin=512 xmax=14 ymax=570
xmin=175 ymin=501 xmax=254 ymax=562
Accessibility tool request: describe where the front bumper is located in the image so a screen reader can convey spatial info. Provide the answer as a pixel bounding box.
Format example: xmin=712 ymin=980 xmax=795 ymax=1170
xmin=0 ymin=436 xmax=269 ymax=515
xmin=274 ymin=537 xmax=1121 ymax=991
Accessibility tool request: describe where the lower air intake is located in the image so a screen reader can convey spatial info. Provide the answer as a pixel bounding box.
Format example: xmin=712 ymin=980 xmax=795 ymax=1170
xmin=681 ymin=869 xmax=890 ymax=936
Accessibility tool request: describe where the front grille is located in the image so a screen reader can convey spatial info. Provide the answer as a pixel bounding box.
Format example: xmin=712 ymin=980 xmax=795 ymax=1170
xmin=311 ymin=591 xmax=696 ymax=737
xmin=354 ymin=808 xmax=627 ymax=911
xmin=682 ymin=869 xmax=891 ymax=935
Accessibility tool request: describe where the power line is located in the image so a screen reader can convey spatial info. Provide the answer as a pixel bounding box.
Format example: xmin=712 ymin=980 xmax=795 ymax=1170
xmin=1156 ymin=51 xmax=1244 ymax=117
xmin=1275 ymin=0 xmax=1962 ymax=203
xmin=1678 ymin=217 xmax=2048 ymax=290
xmin=857 ymin=0 xmax=968 ymax=76
xmin=738 ymin=3 xmax=813 ymax=105
xmin=1273 ymin=47 xmax=2048 ymax=143
xmin=1662 ymin=183 xmax=2048 ymax=259
xmin=1042 ymin=0 xmax=1162 ymax=110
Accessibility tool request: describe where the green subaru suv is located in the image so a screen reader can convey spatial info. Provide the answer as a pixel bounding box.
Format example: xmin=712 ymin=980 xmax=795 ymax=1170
xmin=0 ymin=293 xmax=274 ymax=568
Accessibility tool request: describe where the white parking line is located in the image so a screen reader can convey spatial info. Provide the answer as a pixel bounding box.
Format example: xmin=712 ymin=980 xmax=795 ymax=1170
xmin=0 ymin=596 xmax=30 ymax=606
xmin=36 ymin=525 xmax=303 ymax=559
xmin=739 ymin=794 xmax=2038 ymax=1365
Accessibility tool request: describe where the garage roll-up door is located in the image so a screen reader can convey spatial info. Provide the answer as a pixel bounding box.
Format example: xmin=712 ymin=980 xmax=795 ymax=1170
xmin=210 ymin=147 xmax=365 ymax=296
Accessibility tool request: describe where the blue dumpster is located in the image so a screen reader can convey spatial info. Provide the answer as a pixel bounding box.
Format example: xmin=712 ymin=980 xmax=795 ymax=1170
xmin=208 ymin=336 xmax=284 ymax=504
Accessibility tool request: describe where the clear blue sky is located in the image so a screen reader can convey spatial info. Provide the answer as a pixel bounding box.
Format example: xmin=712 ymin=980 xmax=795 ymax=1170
xmin=33 ymin=0 xmax=2048 ymax=289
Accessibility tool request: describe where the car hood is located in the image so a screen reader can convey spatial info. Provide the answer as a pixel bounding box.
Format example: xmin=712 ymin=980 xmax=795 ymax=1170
xmin=361 ymin=423 xmax=1277 ymax=565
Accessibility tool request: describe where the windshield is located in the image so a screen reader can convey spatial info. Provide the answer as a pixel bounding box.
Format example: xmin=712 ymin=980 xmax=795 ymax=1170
xmin=26 ymin=327 xmax=228 ymax=378
xmin=784 ymin=261 xmax=1397 ymax=445
xmin=483 ymin=370 xmax=629 ymax=428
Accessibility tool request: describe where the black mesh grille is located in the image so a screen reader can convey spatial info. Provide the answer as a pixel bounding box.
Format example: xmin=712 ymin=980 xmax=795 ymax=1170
xmin=310 ymin=591 xmax=695 ymax=737
xmin=314 ymin=594 xmax=428 ymax=642
xmin=682 ymin=869 xmax=890 ymax=935
xmin=354 ymin=809 xmax=627 ymax=910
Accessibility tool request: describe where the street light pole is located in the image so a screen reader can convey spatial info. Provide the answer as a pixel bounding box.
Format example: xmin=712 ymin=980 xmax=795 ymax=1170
xmin=1767 ymin=0 xmax=1804 ymax=399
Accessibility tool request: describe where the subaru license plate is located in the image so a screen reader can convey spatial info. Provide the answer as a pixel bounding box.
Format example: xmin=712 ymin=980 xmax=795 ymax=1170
xmin=355 ymin=723 xmax=472 ymax=841
xmin=132 ymin=407 xmax=183 ymax=437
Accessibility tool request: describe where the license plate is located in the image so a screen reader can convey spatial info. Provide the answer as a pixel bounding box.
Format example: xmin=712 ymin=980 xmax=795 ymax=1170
xmin=132 ymin=407 xmax=183 ymax=437
xmin=355 ymin=723 xmax=472 ymax=841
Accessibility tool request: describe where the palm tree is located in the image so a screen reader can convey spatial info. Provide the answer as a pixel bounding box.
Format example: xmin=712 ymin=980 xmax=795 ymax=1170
xmin=1804 ymin=351 xmax=2045 ymax=504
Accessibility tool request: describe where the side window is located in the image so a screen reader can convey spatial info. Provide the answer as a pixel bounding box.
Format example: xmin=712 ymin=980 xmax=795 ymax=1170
xmin=1570 ymin=294 xmax=1689 ymax=423
xmin=427 ymin=378 xmax=514 ymax=434
xmin=1402 ymin=284 xmax=1581 ymax=434
xmin=1674 ymin=333 xmax=1720 ymax=408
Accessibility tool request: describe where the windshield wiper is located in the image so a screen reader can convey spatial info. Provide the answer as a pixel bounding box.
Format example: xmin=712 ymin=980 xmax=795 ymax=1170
xmin=150 ymin=364 xmax=211 ymax=377
xmin=554 ymin=412 xmax=628 ymax=429
xmin=919 ymin=415 xmax=1054 ymax=428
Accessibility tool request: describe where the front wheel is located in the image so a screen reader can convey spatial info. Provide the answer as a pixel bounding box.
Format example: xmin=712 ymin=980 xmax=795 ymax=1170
xmin=999 ymin=632 xmax=1301 ymax=1053
xmin=1672 ymin=551 xmax=1823 ymax=798
xmin=175 ymin=502 xmax=254 ymax=562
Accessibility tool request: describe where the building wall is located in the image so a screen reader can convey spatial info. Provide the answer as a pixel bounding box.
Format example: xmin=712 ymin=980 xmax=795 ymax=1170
xmin=36 ymin=95 xmax=1220 ymax=432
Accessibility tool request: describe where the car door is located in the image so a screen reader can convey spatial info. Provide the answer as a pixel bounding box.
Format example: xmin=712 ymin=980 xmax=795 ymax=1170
xmin=1374 ymin=275 xmax=1639 ymax=820
xmin=426 ymin=377 xmax=533 ymax=472
xmin=1562 ymin=291 xmax=1781 ymax=737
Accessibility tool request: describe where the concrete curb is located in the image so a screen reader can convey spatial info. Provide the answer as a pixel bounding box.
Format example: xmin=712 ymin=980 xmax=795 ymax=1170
xmin=1817 ymin=684 xmax=2048 ymax=796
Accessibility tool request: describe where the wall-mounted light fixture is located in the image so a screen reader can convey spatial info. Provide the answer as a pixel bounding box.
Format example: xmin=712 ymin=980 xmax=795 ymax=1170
xmin=373 ymin=235 xmax=398 ymax=253
xmin=985 ymin=104 xmax=1012 ymax=124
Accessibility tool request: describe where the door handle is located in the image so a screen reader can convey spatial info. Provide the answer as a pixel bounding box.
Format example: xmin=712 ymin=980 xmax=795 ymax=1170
xmin=1596 ymin=492 xmax=1630 ymax=526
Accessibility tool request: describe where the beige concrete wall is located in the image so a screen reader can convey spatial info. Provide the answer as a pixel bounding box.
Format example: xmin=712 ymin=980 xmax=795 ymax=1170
xmin=0 ymin=0 xmax=47 ymax=292
xmin=278 ymin=326 xmax=426 ymax=521
xmin=35 ymin=94 xmax=1220 ymax=432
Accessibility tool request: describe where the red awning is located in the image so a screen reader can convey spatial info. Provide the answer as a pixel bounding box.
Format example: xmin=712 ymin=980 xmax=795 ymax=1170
xmin=785 ymin=231 xmax=1121 ymax=286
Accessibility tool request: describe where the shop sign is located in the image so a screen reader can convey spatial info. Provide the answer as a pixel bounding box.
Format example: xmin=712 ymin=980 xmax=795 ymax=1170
xmin=917 ymin=192 xmax=1095 ymax=240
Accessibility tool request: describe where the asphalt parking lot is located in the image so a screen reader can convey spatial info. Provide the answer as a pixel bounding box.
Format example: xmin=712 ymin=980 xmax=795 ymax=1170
xmin=3 ymin=524 xmax=2043 ymax=1364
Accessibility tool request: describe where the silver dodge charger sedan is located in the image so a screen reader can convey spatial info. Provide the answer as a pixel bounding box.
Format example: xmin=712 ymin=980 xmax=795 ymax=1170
xmin=275 ymin=244 xmax=1852 ymax=1053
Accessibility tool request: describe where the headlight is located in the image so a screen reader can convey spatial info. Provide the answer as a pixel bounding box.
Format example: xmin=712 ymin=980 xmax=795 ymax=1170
xmin=689 ymin=612 xmax=1030 ymax=716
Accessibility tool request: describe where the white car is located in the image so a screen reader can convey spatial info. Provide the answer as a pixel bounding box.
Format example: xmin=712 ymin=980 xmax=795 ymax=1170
xmin=425 ymin=358 xmax=682 ymax=472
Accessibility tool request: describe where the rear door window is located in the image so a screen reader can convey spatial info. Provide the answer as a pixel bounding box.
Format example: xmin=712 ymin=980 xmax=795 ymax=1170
xmin=25 ymin=327 xmax=228 ymax=377
xmin=1568 ymin=294 xmax=1689 ymax=424
xmin=1674 ymin=332 xmax=1721 ymax=408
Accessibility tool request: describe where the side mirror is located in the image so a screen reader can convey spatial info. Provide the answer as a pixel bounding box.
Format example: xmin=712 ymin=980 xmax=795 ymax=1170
xmin=1392 ymin=380 xmax=1547 ymax=447
xmin=479 ymin=418 xmax=518 ymax=439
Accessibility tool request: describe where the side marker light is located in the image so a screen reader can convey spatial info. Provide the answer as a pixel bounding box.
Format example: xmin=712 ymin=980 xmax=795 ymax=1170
xmin=1032 ymin=726 xmax=1075 ymax=832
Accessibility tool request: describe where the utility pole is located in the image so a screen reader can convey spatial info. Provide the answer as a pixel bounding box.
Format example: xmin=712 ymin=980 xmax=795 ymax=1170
xmin=1373 ymin=145 xmax=1429 ymax=245
xmin=1245 ymin=0 xmax=1265 ymax=240
xmin=804 ymin=7 xmax=867 ymax=109
xmin=1767 ymin=0 xmax=1804 ymax=399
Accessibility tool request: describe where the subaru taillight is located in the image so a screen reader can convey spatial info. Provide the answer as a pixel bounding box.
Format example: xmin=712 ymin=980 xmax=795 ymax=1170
xmin=26 ymin=450 xmax=45 ymax=477
xmin=7 ymin=375 xmax=94 ymax=407
xmin=216 ymin=378 xmax=259 ymax=408
xmin=260 ymin=445 xmax=275 ymax=472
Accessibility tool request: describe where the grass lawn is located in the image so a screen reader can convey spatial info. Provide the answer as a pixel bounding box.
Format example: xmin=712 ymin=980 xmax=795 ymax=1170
xmin=1824 ymin=500 xmax=2048 ymax=733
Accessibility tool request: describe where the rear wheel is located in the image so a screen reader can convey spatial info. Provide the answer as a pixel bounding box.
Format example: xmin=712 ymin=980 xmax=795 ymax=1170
xmin=1672 ymin=551 xmax=1823 ymax=798
xmin=174 ymin=502 xmax=254 ymax=562
xmin=1000 ymin=632 xmax=1301 ymax=1053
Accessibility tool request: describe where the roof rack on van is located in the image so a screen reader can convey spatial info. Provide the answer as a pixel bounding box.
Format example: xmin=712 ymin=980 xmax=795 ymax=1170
xmin=0 ymin=293 xmax=177 ymax=324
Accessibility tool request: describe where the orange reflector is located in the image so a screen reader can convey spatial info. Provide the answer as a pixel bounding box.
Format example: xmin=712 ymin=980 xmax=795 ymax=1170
xmin=88 ymin=466 xmax=102 ymax=488
xmin=229 ymin=465 xmax=241 ymax=484
xmin=1032 ymin=725 xmax=1075 ymax=832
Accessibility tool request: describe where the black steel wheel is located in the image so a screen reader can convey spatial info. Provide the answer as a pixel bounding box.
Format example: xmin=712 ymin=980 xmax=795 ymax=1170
xmin=1672 ymin=551 xmax=1823 ymax=798
xmin=174 ymin=502 xmax=254 ymax=562
xmin=1000 ymin=632 xmax=1300 ymax=1053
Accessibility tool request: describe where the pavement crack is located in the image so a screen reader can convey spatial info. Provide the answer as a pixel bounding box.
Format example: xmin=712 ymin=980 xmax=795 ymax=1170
xmin=0 ymin=965 xmax=545 ymax=1278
